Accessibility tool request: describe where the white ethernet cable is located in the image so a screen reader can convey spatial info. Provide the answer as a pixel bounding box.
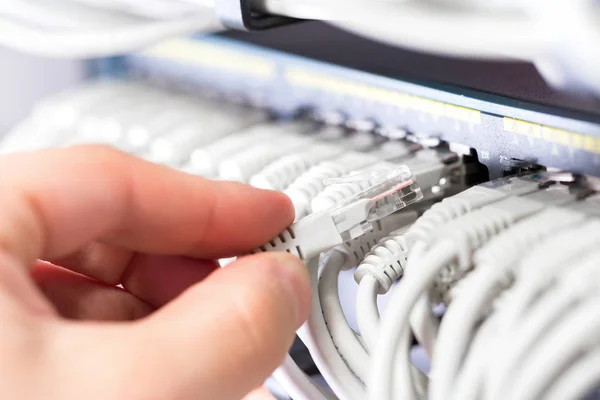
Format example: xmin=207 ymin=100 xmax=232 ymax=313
xmin=307 ymin=147 xmax=459 ymax=393
xmin=68 ymin=0 xmax=203 ymax=20
xmin=543 ymin=346 xmax=600 ymax=400
xmin=0 ymin=81 xmax=152 ymax=153
xmin=218 ymin=132 xmax=313 ymax=182
xmin=450 ymin=315 xmax=500 ymax=400
xmin=286 ymin=141 xmax=415 ymax=221
xmin=311 ymin=148 xmax=462 ymax=357
xmin=311 ymin=148 xmax=460 ymax=213
xmin=115 ymin=93 xmax=244 ymax=154
xmin=147 ymin=106 xmax=269 ymax=167
xmin=367 ymin=173 xmax=575 ymax=400
xmin=318 ymin=211 xmax=419 ymax=384
xmin=485 ymin=219 xmax=600 ymax=400
xmin=429 ymin=204 xmax=588 ymax=400
xmin=233 ymin=125 xmax=384 ymax=186
xmin=65 ymin=88 xmax=172 ymax=147
xmin=0 ymin=0 xmax=221 ymax=58
xmin=72 ymin=99 xmax=173 ymax=150
xmin=249 ymin=164 xmax=424 ymax=400
xmin=505 ymin=292 xmax=600 ymax=400
xmin=274 ymin=354 xmax=337 ymax=400
xmin=182 ymin=120 xmax=312 ymax=177
xmin=400 ymin=173 xmax=545 ymax=354
xmin=499 ymin=250 xmax=600 ymax=400
xmin=285 ymin=152 xmax=380 ymax=221
xmin=354 ymin=225 xmax=411 ymax=351
xmin=249 ymin=142 xmax=345 ymax=191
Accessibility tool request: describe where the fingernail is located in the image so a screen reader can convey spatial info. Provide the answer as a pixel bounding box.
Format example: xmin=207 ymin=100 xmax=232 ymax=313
xmin=270 ymin=253 xmax=311 ymax=328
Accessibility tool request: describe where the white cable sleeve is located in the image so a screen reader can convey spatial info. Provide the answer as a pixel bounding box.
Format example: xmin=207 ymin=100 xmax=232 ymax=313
xmin=249 ymin=143 xmax=344 ymax=191
xmin=284 ymin=152 xmax=378 ymax=221
xmin=0 ymin=12 xmax=221 ymax=58
xmin=370 ymin=190 xmax=548 ymax=400
xmin=219 ymin=135 xmax=313 ymax=182
xmin=2 ymin=82 xmax=162 ymax=152
xmin=273 ymin=355 xmax=335 ymax=400
xmin=429 ymin=266 xmax=506 ymax=400
xmin=184 ymin=122 xmax=303 ymax=177
xmin=368 ymin=240 xmax=455 ymax=400
xmin=451 ymin=317 xmax=500 ymax=400
xmin=408 ymin=295 xmax=438 ymax=357
xmin=148 ymin=107 xmax=269 ymax=166
xmin=256 ymin=210 xmax=417 ymax=400
xmin=72 ymin=93 xmax=198 ymax=148
xmin=487 ymin=221 xmax=600 ymax=400
xmin=355 ymin=275 xmax=380 ymax=351
xmin=505 ymin=295 xmax=600 ymax=400
xmin=299 ymin=256 xmax=364 ymax=400
xmin=251 ymin=213 xmax=359 ymax=400
xmin=319 ymin=250 xmax=370 ymax=383
xmin=543 ymin=347 xmax=600 ymax=400
xmin=354 ymin=234 xmax=406 ymax=293
xmin=491 ymin=250 xmax=600 ymax=400
xmin=67 ymin=0 xmax=200 ymax=20
xmin=405 ymin=184 xmax=513 ymax=246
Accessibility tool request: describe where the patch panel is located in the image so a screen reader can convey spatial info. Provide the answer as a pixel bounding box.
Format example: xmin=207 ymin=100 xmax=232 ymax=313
xmin=116 ymin=24 xmax=600 ymax=178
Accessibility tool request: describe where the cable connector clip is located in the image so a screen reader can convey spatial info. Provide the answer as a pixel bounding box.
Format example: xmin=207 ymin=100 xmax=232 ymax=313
xmin=326 ymin=164 xmax=423 ymax=241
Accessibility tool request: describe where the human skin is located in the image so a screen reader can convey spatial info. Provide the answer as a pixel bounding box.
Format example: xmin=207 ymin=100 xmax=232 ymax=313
xmin=0 ymin=145 xmax=311 ymax=400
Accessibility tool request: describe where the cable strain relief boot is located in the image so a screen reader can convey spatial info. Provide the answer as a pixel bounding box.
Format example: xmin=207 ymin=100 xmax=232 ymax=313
xmin=355 ymin=233 xmax=409 ymax=294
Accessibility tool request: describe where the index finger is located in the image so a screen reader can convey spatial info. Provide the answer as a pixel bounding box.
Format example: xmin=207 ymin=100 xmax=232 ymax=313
xmin=0 ymin=145 xmax=294 ymax=266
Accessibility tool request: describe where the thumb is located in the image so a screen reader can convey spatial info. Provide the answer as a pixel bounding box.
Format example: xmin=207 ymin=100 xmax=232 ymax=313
xmin=44 ymin=253 xmax=310 ymax=400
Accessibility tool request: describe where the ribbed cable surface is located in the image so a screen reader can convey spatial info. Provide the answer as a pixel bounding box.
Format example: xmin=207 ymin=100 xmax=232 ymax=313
xmin=285 ymin=152 xmax=378 ymax=221
xmin=311 ymin=180 xmax=373 ymax=213
xmin=355 ymin=230 xmax=409 ymax=294
xmin=474 ymin=207 xmax=586 ymax=274
xmin=219 ymin=135 xmax=312 ymax=182
xmin=185 ymin=124 xmax=285 ymax=177
xmin=249 ymin=143 xmax=343 ymax=190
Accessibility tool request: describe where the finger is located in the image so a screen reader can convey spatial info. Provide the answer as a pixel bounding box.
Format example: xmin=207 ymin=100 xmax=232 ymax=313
xmin=49 ymin=243 xmax=218 ymax=307
xmin=32 ymin=261 xmax=153 ymax=321
xmin=242 ymin=387 xmax=277 ymax=400
xmin=0 ymin=145 xmax=293 ymax=268
xmin=121 ymin=254 xmax=218 ymax=308
xmin=46 ymin=253 xmax=310 ymax=400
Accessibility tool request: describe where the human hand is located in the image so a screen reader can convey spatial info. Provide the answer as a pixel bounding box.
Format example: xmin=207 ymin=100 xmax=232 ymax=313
xmin=0 ymin=145 xmax=310 ymax=400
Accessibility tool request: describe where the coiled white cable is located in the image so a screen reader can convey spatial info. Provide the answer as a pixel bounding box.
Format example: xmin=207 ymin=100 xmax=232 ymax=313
xmin=450 ymin=316 xmax=500 ymax=400
xmin=319 ymin=250 xmax=370 ymax=384
xmin=318 ymin=212 xmax=418 ymax=388
xmin=506 ymin=294 xmax=600 ymax=400
xmin=183 ymin=121 xmax=307 ymax=177
xmin=429 ymin=206 xmax=587 ymax=400
xmin=355 ymin=275 xmax=380 ymax=352
xmin=543 ymin=346 xmax=600 ymax=400
xmin=148 ymin=107 xmax=268 ymax=166
xmin=250 ymin=143 xmax=344 ymax=191
xmin=369 ymin=187 xmax=560 ymax=400
xmin=486 ymin=220 xmax=600 ymax=400
xmin=274 ymin=354 xmax=336 ymax=400
xmin=219 ymin=134 xmax=313 ymax=182
xmin=285 ymin=152 xmax=379 ymax=221
xmin=498 ymin=251 xmax=600 ymax=397
xmin=1 ymin=81 xmax=159 ymax=153
xmin=403 ymin=177 xmax=558 ymax=361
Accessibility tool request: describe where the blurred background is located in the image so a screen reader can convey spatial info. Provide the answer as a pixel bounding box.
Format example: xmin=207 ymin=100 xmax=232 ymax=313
xmin=0 ymin=50 xmax=83 ymax=133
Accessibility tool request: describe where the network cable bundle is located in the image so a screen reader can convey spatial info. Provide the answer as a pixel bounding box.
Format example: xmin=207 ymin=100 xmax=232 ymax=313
xmin=2 ymin=0 xmax=600 ymax=399
xmin=3 ymin=78 xmax=600 ymax=400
